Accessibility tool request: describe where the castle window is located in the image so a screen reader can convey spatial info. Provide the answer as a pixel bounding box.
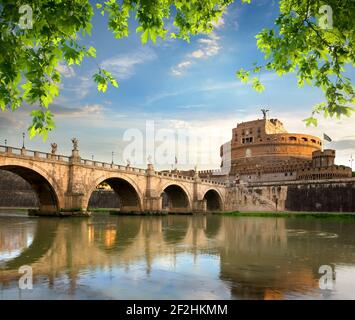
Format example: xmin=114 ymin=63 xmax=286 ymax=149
xmin=289 ymin=136 xmax=297 ymax=141
xmin=301 ymin=137 xmax=308 ymax=142
xmin=311 ymin=139 xmax=316 ymax=143
xmin=285 ymin=173 xmax=288 ymax=176
xmin=244 ymin=137 xmax=254 ymax=144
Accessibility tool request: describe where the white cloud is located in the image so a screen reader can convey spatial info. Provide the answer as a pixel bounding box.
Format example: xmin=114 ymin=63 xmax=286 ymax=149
xmin=178 ymin=104 xmax=206 ymax=109
xmin=56 ymin=62 xmax=75 ymax=78
xmin=212 ymin=16 xmax=225 ymax=29
xmin=63 ymin=76 xmax=94 ymax=99
xmin=55 ymin=104 xmax=105 ymax=118
xmin=101 ymin=47 xmax=157 ymax=80
xmin=146 ymin=79 xmax=250 ymax=104
xmin=171 ymin=60 xmax=192 ymax=76
xmin=189 ymin=49 xmax=205 ymax=59
xmin=171 ymin=32 xmax=222 ymax=76
xmin=199 ymin=33 xmax=221 ymax=56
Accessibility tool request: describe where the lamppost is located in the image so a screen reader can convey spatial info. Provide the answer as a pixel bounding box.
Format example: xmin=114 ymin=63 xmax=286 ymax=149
xmin=350 ymin=155 xmax=354 ymax=172
xmin=4 ymin=139 xmax=7 ymax=147
xmin=111 ymin=151 xmax=114 ymax=164
xmin=91 ymin=155 xmax=94 ymax=161
xmin=22 ymin=132 xmax=25 ymax=149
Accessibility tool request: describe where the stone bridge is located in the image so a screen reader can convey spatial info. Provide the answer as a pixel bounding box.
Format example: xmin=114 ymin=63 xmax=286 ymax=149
xmin=0 ymin=144 xmax=227 ymax=216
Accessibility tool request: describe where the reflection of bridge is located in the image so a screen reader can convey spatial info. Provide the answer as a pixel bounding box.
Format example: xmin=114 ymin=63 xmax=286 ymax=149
xmin=2 ymin=216 xmax=355 ymax=298
xmin=0 ymin=216 xmax=222 ymax=274
xmin=0 ymin=144 xmax=227 ymax=215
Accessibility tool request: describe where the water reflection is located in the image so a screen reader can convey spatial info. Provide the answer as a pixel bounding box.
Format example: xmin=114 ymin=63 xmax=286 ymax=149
xmin=0 ymin=217 xmax=35 ymax=264
xmin=0 ymin=214 xmax=355 ymax=299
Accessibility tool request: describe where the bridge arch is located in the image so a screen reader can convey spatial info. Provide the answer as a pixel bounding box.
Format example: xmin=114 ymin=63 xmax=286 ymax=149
xmin=0 ymin=163 xmax=63 ymax=214
xmin=85 ymin=174 xmax=144 ymax=213
xmin=203 ymin=189 xmax=223 ymax=212
xmin=160 ymin=183 xmax=192 ymax=214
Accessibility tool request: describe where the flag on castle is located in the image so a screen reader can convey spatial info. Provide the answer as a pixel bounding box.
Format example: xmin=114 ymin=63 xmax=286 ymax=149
xmin=323 ymin=133 xmax=332 ymax=142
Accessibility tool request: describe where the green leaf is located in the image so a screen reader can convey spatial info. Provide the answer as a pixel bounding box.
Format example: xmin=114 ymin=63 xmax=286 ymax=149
xmin=236 ymin=68 xmax=250 ymax=83
xmin=141 ymin=29 xmax=149 ymax=44
xmin=252 ymin=77 xmax=265 ymax=93
xmin=303 ymin=117 xmax=318 ymax=127
xmin=87 ymin=46 xmax=97 ymax=58
xmin=149 ymin=29 xmax=157 ymax=43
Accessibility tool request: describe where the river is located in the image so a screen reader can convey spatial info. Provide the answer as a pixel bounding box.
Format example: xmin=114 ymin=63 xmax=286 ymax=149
xmin=1 ymin=213 xmax=355 ymax=299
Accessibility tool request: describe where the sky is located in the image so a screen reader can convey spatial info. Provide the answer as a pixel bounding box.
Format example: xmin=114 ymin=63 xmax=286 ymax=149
xmin=0 ymin=0 xmax=354 ymax=170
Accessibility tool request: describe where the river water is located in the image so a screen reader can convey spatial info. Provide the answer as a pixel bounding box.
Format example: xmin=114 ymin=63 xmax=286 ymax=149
xmin=0 ymin=213 xmax=355 ymax=300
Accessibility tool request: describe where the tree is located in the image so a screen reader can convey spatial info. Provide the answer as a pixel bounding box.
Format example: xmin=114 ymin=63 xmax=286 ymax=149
xmin=236 ymin=0 xmax=354 ymax=126
xmin=0 ymin=1 xmax=354 ymax=140
xmin=0 ymin=0 xmax=232 ymax=139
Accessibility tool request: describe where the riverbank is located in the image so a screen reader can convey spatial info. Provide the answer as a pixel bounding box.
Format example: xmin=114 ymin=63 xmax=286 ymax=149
xmin=90 ymin=208 xmax=170 ymax=216
xmin=2 ymin=207 xmax=355 ymax=219
xmin=221 ymin=211 xmax=355 ymax=219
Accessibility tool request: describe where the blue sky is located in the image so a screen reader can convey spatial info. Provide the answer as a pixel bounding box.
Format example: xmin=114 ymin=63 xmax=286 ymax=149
xmin=0 ymin=0 xmax=354 ymax=169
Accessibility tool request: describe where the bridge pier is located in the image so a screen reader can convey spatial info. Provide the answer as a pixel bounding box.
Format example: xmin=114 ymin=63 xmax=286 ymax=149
xmin=61 ymin=192 xmax=90 ymax=216
xmin=144 ymin=196 xmax=163 ymax=214
xmin=192 ymin=199 xmax=207 ymax=214
xmin=54 ymin=149 xmax=92 ymax=216
xmin=144 ymin=163 xmax=166 ymax=214
xmin=191 ymin=172 xmax=208 ymax=214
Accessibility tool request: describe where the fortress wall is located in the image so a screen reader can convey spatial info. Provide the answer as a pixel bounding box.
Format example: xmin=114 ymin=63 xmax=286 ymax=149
xmin=0 ymin=170 xmax=38 ymax=208
xmin=0 ymin=190 xmax=38 ymax=208
xmin=226 ymin=179 xmax=355 ymax=212
xmin=284 ymin=182 xmax=354 ymax=212
xmin=87 ymin=190 xmax=120 ymax=209
xmin=239 ymin=171 xmax=297 ymax=183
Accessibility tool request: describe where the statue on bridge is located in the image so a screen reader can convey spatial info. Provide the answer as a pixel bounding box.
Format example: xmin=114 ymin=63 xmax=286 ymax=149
xmin=147 ymin=155 xmax=153 ymax=164
xmin=71 ymin=138 xmax=79 ymax=151
xmin=51 ymin=143 xmax=58 ymax=155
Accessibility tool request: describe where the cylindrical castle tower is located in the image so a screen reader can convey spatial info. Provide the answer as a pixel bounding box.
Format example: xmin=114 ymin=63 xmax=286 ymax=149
xmin=220 ymin=112 xmax=322 ymax=175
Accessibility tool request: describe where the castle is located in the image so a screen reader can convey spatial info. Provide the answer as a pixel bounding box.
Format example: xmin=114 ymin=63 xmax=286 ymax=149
xmin=199 ymin=110 xmax=352 ymax=183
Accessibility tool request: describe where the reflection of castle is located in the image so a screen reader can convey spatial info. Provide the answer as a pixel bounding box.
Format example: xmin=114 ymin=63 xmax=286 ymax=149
xmin=216 ymin=217 xmax=334 ymax=300
xmin=200 ymin=111 xmax=352 ymax=183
